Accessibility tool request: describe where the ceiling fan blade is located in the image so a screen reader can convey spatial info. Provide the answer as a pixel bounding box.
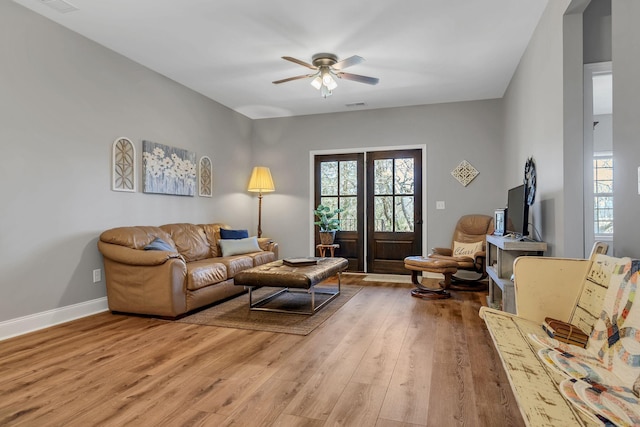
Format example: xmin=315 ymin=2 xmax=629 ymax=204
xmin=336 ymin=72 xmax=379 ymax=85
xmin=281 ymin=56 xmax=316 ymax=70
xmin=332 ymin=55 xmax=364 ymax=70
xmin=272 ymin=74 xmax=313 ymax=84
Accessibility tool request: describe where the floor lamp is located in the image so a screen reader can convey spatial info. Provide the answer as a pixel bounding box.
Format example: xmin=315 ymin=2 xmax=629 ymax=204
xmin=247 ymin=166 xmax=275 ymax=238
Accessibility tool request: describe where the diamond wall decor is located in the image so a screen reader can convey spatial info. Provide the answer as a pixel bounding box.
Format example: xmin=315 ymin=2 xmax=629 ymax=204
xmin=451 ymin=160 xmax=479 ymax=187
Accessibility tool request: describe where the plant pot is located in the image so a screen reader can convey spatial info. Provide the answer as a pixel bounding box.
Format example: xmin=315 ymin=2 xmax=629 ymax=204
xmin=319 ymin=230 xmax=336 ymax=245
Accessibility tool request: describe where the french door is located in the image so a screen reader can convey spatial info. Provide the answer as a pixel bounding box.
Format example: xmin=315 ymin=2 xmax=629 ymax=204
xmin=314 ymin=153 xmax=365 ymax=271
xmin=367 ymin=149 xmax=422 ymax=273
xmin=314 ymin=149 xmax=422 ymax=273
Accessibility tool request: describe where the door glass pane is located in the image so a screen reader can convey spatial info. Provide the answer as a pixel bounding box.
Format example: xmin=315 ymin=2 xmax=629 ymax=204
xmin=394 ymin=158 xmax=414 ymax=195
xmin=374 ymin=196 xmax=393 ymax=231
xmin=340 ymin=161 xmax=358 ymax=195
xmin=320 ymin=197 xmax=338 ymax=213
xmin=395 ymin=196 xmax=414 ymax=232
xmin=321 ymin=162 xmax=338 ymax=196
xmin=340 ymin=196 xmax=357 ymax=231
xmin=320 ymin=160 xmax=359 ymax=231
xmin=374 ymin=159 xmax=393 ymax=195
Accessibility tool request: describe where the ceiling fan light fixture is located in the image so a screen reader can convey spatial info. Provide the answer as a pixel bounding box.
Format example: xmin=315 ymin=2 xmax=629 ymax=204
xmin=323 ymin=74 xmax=338 ymax=91
xmin=310 ymin=76 xmax=322 ymax=90
xmin=274 ymin=53 xmax=377 ymax=98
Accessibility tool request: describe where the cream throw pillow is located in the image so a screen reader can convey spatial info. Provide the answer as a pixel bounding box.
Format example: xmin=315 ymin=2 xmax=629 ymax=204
xmin=219 ymin=236 xmax=262 ymax=257
xmin=452 ymin=240 xmax=483 ymax=257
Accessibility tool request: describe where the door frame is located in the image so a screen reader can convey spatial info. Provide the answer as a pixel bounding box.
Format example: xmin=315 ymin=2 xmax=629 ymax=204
xmin=309 ymin=144 xmax=427 ymax=272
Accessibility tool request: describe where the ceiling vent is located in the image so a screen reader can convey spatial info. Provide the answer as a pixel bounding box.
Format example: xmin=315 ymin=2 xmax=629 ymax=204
xmin=38 ymin=0 xmax=78 ymax=13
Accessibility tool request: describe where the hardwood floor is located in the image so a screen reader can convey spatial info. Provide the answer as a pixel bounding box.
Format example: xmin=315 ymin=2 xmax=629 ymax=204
xmin=0 ymin=277 xmax=524 ymax=426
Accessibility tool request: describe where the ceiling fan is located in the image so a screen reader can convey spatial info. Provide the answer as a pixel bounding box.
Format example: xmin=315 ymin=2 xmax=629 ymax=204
xmin=273 ymin=53 xmax=379 ymax=98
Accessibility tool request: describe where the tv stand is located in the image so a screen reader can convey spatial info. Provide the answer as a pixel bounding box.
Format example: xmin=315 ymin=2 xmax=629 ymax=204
xmin=485 ymin=234 xmax=547 ymax=313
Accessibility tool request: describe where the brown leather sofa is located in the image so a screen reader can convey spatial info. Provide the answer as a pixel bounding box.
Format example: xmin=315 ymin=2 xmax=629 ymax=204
xmin=98 ymin=223 xmax=278 ymax=318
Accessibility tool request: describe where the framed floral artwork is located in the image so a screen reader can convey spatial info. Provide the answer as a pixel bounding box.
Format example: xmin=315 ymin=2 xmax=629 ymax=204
xmin=142 ymin=140 xmax=196 ymax=196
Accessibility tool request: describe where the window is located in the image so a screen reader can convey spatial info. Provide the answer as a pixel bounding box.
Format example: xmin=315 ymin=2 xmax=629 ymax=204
xmin=593 ymin=152 xmax=613 ymax=235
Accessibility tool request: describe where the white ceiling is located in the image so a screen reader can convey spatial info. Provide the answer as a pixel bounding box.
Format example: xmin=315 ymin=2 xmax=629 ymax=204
xmin=14 ymin=0 xmax=548 ymax=119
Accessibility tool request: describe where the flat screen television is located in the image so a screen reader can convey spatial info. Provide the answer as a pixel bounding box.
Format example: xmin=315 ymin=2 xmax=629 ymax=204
xmin=506 ymin=184 xmax=529 ymax=237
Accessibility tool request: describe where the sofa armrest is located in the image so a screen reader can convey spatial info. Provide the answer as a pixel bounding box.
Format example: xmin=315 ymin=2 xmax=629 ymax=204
xmin=513 ymin=257 xmax=591 ymax=324
xmin=98 ymin=241 xmax=183 ymax=266
xmin=431 ymin=247 xmax=452 ymax=256
xmin=258 ymin=238 xmax=279 ymax=259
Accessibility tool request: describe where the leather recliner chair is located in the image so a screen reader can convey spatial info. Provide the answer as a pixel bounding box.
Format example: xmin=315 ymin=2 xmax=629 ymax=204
xmin=429 ymin=214 xmax=494 ymax=287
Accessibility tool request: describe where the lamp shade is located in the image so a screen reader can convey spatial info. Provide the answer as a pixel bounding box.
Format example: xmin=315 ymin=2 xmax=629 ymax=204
xmin=247 ymin=166 xmax=275 ymax=193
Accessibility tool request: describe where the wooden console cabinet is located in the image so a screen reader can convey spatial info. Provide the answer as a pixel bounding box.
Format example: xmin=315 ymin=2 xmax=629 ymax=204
xmin=485 ymin=234 xmax=547 ymax=313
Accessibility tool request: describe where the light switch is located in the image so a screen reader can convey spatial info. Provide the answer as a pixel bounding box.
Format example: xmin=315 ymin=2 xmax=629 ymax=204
xmin=436 ymin=201 xmax=445 ymax=210
xmin=638 ymin=167 xmax=640 ymax=195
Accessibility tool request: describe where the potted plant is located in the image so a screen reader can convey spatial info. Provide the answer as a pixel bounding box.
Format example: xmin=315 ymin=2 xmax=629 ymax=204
xmin=313 ymin=204 xmax=343 ymax=245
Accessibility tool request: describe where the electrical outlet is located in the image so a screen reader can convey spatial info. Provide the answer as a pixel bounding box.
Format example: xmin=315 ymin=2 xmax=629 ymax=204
xmin=92 ymin=269 xmax=102 ymax=283
xmin=436 ymin=201 xmax=445 ymax=210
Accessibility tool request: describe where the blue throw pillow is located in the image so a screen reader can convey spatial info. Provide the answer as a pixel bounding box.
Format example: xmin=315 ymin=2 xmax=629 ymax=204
xmin=144 ymin=237 xmax=175 ymax=251
xmin=220 ymin=228 xmax=249 ymax=240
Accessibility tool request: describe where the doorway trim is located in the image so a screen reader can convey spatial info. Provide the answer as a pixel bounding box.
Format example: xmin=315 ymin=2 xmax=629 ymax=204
xmin=309 ymin=144 xmax=427 ymax=271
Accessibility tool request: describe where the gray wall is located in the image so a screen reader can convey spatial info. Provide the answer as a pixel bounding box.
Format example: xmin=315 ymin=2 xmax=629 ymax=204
xmin=502 ymin=0 xmax=572 ymax=256
xmin=0 ymin=1 xmax=254 ymax=322
xmin=251 ymin=101 xmax=505 ymax=259
xmin=612 ymin=0 xmax=640 ymax=258
xmin=584 ymin=0 xmax=612 ymax=63
xmin=593 ymin=115 xmax=613 ymax=151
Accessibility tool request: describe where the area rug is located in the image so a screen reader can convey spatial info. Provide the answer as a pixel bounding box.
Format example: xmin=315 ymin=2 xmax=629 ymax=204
xmin=175 ymin=285 xmax=362 ymax=335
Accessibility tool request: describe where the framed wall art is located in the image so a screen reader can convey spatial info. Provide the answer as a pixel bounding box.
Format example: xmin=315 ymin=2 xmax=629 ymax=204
xmin=112 ymin=137 xmax=136 ymax=192
xmin=142 ymin=140 xmax=196 ymax=196
xmin=199 ymin=156 xmax=212 ymax=197
xmin=451 ymin=160 xmax=479 ymax=187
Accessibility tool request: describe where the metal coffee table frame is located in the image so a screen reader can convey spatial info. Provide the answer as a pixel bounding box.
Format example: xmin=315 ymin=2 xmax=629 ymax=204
xmin=247 ymin=273 xmax=341 ymax=315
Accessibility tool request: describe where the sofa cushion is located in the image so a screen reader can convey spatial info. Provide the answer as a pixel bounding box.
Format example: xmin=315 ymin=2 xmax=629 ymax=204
xmin=216 ymin=255 xmax=255 ymax=278
xmin=100 ymin=226 xmax=175 ymax=250
xmin=220 ymin=228 xmax=249 ymax=240
xmin=160 ymin=223 xmax=210 ymax=262
xmin=219 ymin=236 xmax=262 ymax=257
xmin=144 ymin=237 xmax=175 ymax=251
xmin=247 ymin=250 xmax=277 ymax=266
xmin=186 ymin=259 xmax=228 ymax=291
xmin=199 ymin=223 xmax=231 ymax=258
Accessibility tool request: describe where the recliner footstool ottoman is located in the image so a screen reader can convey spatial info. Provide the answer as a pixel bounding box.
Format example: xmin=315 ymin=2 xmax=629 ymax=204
xmin=404 ymin=256 xmax=458 ymax=300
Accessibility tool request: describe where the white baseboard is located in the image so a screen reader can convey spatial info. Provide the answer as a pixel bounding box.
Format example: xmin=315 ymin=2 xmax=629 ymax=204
xmin=0 ymin=297 xmax=109 ymax=341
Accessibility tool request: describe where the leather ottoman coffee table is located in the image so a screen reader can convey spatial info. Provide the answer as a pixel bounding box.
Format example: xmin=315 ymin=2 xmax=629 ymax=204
xmin=234 ymin=257 xmax=348 ymax=315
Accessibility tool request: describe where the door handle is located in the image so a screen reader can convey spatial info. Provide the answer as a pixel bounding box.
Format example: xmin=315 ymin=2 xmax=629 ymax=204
xmin=415 ymin=220 xmax=423 ymax=225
